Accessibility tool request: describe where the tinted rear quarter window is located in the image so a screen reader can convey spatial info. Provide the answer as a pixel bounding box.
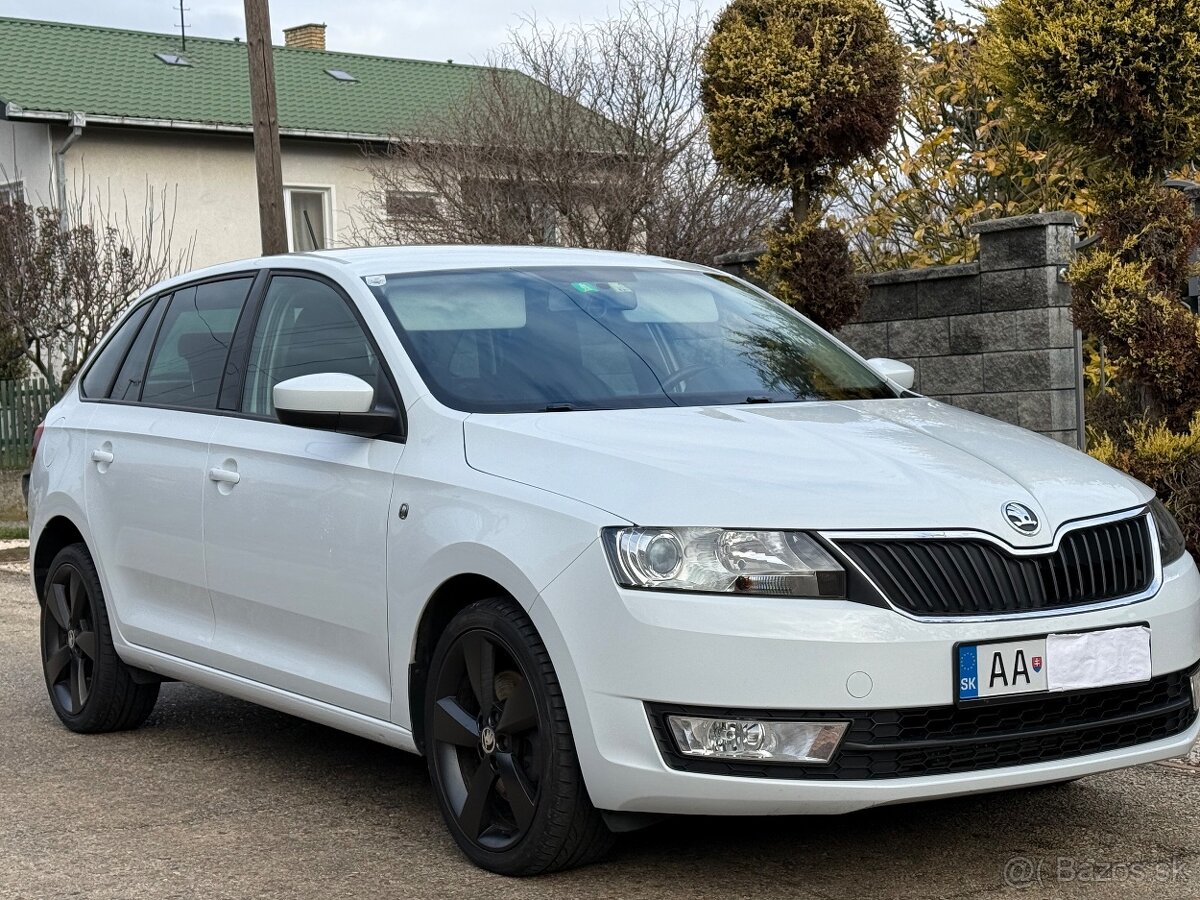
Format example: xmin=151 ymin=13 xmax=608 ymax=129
xmin=108 ymin=296 xmax=168 ymax=402
xmin=141 ymin=278 xmax=252 ymax=409
xmin=80 ymin=301 xmax=154 ymax=398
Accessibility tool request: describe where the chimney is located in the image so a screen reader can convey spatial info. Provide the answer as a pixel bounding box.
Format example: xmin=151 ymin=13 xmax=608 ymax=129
xmin=283 ymin=23 xmax=326 ymax=51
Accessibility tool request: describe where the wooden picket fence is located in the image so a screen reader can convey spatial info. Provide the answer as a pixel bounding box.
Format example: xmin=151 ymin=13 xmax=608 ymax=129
xmin=0 ymin=378 xmax=60 ymax=469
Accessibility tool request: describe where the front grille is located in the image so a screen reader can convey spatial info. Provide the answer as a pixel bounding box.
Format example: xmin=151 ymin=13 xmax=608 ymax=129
xmin=647 ymin=666 xmax=1197 ymax=780
xmin=834 ymin=514 xmax=1154 ymax=617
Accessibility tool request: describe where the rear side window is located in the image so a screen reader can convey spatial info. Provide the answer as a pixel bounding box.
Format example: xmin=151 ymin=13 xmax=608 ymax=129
xmin=80 ymin=300 xmax=155 ymax=398
xmin=142 ymin=278 xmax=252 ymax=409
xmin=108 ymin=296 xmax=168 ymax=402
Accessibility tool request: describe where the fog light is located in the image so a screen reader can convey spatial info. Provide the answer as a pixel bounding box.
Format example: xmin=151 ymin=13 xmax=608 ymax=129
xmin=666 ymin=715 xmax=848 ymax=764
xmin=1191 ymin=667 xmax=1200 ymax=713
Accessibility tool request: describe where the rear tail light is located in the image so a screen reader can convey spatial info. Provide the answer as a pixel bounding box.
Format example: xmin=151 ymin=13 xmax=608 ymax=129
xmin=30 ymin=421 xmax=45 ymax=464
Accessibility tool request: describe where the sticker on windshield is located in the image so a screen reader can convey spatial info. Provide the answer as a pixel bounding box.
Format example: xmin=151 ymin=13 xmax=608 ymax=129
xmin=570 ymin=282 xmax=599 ymax=293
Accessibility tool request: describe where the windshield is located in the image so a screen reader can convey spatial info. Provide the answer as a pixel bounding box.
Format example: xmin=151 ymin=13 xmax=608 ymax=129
xmin=366 ymin=266 xmax=895 ymax=413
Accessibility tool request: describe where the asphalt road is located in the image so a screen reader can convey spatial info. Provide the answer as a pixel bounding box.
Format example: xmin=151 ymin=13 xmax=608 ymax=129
xmin=1 ymin=565 xmax=1198 ymax=900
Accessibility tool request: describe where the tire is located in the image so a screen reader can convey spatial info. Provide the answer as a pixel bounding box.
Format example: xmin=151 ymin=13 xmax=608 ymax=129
xmin=425 ymin=597 xmax=613 ymax=875
xmin=40 ymin=543 xmax=160 ymax=733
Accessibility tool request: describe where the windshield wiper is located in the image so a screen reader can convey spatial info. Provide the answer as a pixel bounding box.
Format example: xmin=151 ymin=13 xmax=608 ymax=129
xmin=744 ymin=395 xmax=774 ymax=404
xmin=543 ymin=403 xmax=578 ymax=412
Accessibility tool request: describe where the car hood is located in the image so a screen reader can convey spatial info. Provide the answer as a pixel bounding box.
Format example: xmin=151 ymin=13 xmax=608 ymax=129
xmin=463 ymin=398 xmax=1150 ymax=546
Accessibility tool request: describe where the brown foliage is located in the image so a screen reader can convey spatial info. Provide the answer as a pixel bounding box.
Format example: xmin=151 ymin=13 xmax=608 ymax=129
xmin=1092 ymin=182 xmax=1200 ymax=289
xmin=756 ymin=217 xmax=866 ymax=330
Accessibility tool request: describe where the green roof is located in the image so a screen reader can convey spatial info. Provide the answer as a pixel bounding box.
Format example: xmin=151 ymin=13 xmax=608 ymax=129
xmin=0 ymin=16 xmax=528 ymax=139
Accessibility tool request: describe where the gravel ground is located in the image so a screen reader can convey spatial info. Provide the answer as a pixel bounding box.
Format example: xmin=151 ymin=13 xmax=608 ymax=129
xmin=0 ymin=564 xmax=1197 ymax=900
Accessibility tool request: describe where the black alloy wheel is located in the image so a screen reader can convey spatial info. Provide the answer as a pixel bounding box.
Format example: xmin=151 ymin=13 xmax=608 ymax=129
xmin=432 ymin=627 xmax=544 ymax=850
xmin=40 ymin=543 xmax=160 ymax=732
xmin=425 ymin=598 xmax=612 ymax=874
xmin=42 ymin=561 xmax=97 ymax=716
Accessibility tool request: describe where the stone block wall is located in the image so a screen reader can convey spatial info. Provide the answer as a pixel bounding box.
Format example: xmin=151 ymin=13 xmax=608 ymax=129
xmin=838 ymin=213 xmax=1083 ymax=446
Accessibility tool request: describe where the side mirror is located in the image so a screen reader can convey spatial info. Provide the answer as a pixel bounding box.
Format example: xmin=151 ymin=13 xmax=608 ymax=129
xmin=867 ymin=357 xmax=916 ymax=391
xmin=273 ymin=373 xmax=399 ymax=438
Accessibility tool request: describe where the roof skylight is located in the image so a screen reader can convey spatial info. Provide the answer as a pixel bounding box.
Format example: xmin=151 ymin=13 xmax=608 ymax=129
xmin=155 ymin=52 xmax=192 ymax=67
xmin=325 ymin=68 xmax=358 ymax=82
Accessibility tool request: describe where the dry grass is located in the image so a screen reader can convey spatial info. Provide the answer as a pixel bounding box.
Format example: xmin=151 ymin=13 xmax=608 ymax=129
xmin=0 ymin=524 xmax=27 ymax=541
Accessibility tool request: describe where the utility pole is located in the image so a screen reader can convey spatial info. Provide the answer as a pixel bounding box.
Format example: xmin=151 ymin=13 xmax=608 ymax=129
xmin=243 ymin=0 xmax=288 ymax=255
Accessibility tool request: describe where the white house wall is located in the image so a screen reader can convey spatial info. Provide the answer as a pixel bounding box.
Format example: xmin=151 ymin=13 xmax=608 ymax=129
xmin=0 ymin=118 xmax=54 ymax=205
xmin=57 ymin=126 xmax=412 ymax=269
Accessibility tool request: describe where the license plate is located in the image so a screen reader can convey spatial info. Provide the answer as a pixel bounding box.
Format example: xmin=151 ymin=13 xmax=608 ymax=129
xmin=956 ymin=626 xmax=1151 ymax=701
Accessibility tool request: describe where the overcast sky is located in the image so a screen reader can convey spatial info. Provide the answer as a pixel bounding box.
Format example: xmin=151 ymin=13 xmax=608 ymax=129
xmin=0 ymin=1 xmax=735 ymax=63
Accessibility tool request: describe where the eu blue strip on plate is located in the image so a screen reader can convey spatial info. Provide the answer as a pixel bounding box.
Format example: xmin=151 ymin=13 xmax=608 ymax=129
xmin=958 ymin=645 xmax=979 ymax=699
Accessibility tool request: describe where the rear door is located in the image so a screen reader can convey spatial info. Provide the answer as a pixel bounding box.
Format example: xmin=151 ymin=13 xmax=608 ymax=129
xmin=84 ymin=275 xmax=254 ymax=661
xmin=202 ymin=273 xmax=403 ymax=719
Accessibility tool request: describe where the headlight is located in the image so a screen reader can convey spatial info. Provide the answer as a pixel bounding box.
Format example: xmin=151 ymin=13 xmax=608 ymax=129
xmin=1149 ymin=499 xmax=1188 ymax=566
xmin=602 ymin=527 xmax=845 ymax=598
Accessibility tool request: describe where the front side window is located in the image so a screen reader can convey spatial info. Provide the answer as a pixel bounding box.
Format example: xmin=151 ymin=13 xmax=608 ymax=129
xmin=242 ymin=275 xmax=382 ymax=417
xmin=141 ymin=278 xmax=251 ymax=409
xmin=366 ymin=267 xmax=894 ymax=413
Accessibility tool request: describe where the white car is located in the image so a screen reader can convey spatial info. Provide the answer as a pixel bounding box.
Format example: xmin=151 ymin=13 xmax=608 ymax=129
xmin=27 ymin=247 xmax=1200 ymax=875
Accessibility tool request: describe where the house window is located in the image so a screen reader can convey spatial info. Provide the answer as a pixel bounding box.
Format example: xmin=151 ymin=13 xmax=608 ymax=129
xmin=386 ymin=190 xmax=437 ymax=225
xmin=0 ymin=181 xmax=25 ymax=206
xmin=285 ymin=187 xmax=331 ymax=252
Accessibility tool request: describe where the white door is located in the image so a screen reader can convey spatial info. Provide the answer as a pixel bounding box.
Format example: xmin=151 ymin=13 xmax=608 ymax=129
xmin=85 ymin=278 xmax=252 ymax=660
xmin=202 ymin=274 xmax=402 ymax=719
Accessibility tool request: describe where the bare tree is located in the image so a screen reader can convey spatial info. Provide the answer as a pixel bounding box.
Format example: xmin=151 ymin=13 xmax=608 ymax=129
xmin=0 ymin=184 xmax=194 ymax=387
xmin=353 ymin=0 xmax=782 ymax=264
xmin=0 ymin=202 xmax=64 ymax=383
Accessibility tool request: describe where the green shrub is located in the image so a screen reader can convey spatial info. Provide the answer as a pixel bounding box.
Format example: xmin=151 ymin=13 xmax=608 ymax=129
xmin=986 ymin=0 xmax=1200 ymax=177
xmin=1091 ymin=416 xmax=1200 ymax=558
xmin=1068 ymin=182 xmax=1200 ymax=427
xmin=701 ymin=0 xmax=905 ymax=200
xmin=701 ymin=0 xmax=903 ymax=329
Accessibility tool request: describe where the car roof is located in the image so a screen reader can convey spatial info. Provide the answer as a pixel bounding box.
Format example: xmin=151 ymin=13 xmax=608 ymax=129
xmin=149 ymin=245 xmax=716 ymax=296
xmin=311 ymin=245 xmax=712 ymax=276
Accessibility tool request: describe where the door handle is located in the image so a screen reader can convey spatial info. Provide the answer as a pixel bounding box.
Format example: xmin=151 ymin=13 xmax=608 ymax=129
xmin=90 ymin=449 xmax=114 ymax=464
xmin=208 ymin=467 xmax=241 ymax=485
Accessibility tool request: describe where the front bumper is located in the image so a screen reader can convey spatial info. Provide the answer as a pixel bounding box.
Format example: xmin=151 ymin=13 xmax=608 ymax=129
xmin=531 ymin=545 xmax=1200 ymax=815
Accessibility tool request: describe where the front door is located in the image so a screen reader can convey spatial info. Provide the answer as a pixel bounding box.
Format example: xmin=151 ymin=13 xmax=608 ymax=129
xmin=202 ymin=274 xmax=402 ymax=719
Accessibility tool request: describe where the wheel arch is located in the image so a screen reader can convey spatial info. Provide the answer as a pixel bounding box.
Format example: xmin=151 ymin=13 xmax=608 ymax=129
xmin=408 ymin=572 xmax=519 ymax=753
xmin=32 ymin=515 xmax=87 ymax=605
